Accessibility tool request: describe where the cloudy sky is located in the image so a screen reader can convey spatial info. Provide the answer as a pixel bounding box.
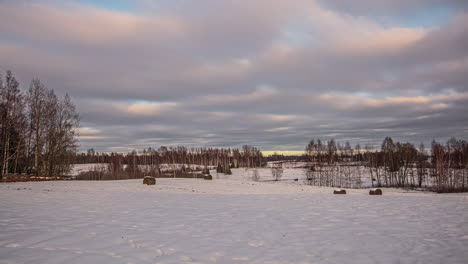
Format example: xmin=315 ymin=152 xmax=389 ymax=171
xmin=1 ymin=0 xmax=467 ymax=153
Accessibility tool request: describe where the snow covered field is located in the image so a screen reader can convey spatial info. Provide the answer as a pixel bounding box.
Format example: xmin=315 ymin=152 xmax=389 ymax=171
xmin=69 ymin=163 xmax=107 ymax=176
xmin=1 ymin=179 xmax=467 ymax=264
xmin=68 ymin=163 xmax=397 ymax=187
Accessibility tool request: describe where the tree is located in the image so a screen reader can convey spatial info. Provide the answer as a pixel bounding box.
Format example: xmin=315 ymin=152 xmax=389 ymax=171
xmin=431 ymin=140 xmax=446 ymax=192
xmin=0 ymin=71 xmax=25 ymax=176
xmin=52 ymin=93 xmax=80 ymax=175
xmin=0 ymin=72 xmax=80 ymax=178
xmin=416 ymin=143 xmax=426 ymax=188
xmin=381 ymin=137 xmax=396 ymax=185
xmin=27 ymin=79 xmax=48 ymax=175
xmin=327 ymin=139 xmax=337 ymax=165
xmin=395 ymin=142 xmax=417 ymax=187
xmin=271 ymin=162 xmax=283 ymax=181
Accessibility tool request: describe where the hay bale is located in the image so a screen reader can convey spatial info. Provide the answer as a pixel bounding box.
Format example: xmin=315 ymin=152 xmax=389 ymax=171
xmin=143 ymin=176 xmax=156 ymax=185
xmin=369 ymin=188 xmax=382 ymax=195
xmin=333 ymin=189 xmax=346 ymax=194
xmin=203 ymin=174 xmax=212 ymax=180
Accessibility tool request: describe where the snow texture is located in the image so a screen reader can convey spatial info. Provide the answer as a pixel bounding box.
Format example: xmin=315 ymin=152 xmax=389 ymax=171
xmin=1 ymin=178 xmax=467 ymax=264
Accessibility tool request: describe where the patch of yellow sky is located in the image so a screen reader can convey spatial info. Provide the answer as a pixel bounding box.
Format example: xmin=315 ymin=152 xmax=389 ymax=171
xmin=262 ymin=148 xmax=376 ymax=156
xmin=262 ymin=150 xmax=305 ymax=156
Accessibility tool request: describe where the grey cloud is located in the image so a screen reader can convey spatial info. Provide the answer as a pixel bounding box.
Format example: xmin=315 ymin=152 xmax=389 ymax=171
xmin=1 ymin=0 xmax=467 ymax=152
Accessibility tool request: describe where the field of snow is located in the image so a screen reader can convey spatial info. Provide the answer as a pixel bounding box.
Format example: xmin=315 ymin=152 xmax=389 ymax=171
xmin=1 ymin=178 xmax=467 ymax=264
xmin=68 ymin=163 xmax=385 ymax=187
xmin=70 ymin=163 xmax=370 ymax=185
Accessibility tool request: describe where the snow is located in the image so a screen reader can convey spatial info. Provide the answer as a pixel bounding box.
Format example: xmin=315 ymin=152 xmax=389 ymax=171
xmin=1 ymin=178 xmax=467 ymax=264
xmin=68 ymin=162 xmax=428 ymax=188
xmin=68 ymin=164 xmax=217 ymax=176
xmin=69 ymin=163 xmax=107 ymax=176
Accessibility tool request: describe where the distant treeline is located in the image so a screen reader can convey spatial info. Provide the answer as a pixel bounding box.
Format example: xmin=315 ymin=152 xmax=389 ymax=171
xmin=73 ymin=145 xmax=263 ymax=180
xmin=73 ymin=136 xmax=468 ymax=192
xmin=304 ymin=137 xmax=468 ymax=192
xmin=74 ymin=136 xmax=468 ymax=192
xmin=0 ymin=71 xmax=79 ymax=178
xmin=74 ymin=145 xmax=264 ymax=169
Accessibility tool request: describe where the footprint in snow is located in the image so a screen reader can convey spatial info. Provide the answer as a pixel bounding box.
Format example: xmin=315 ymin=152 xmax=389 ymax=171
xmin=209 ymin=252 xmax=224 ymax=262
xmin=5 ymin=243 xmax=21 ymax=248
xmin=106 ymin=252 xmax=122 ymax=258
xmin=248 ymin=241 xmax=264 ymax=247
xmin=129 ymin=239 xmax=142 ymax=248
xmin=43 ymin=247 xmax=57 ymax=251
xmin=232 ymin=256 xmax=249 ymax=261
xmin=180 ymin=255 xmax=197 ymax=263
xmin=155 ymin=247 xmax=176 ymax=256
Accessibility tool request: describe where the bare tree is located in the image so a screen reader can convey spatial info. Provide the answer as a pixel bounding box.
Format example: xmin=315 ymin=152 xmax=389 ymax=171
xmin=416 ymin=143 xmax=426 ymax=188
xmin=0 ymin=71 xmax=25 ymax=176
xmin=0 ymin=72 xmax=80 ymax=178
xmin=271 ymin=162 xmax=283 ymax=181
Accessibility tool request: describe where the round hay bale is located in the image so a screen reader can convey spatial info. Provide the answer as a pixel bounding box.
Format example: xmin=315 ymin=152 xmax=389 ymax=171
xmin=143 ymin=176 xmax=156 ymax=185
xmin=203 ymin=174 xmax=212 ymax=180
xmin=369 ymin=188 xmax=383 ymax=195
xmin=333 ymin=189 xmax=346 ymax=194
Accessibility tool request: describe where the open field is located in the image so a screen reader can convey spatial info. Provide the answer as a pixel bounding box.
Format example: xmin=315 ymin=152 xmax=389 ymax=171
xmin=71 ymin=162 xmax=464 ymax=189
xmin=1 ymin=178 xmax=467 ymax=264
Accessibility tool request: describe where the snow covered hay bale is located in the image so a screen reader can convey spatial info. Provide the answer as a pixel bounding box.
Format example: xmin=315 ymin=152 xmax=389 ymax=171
xmin=369 ymin=188 xmax=383 ymax=195
xmin=203 ymin=174 xmax=213 ymax=180
xmin=333 ymin=189 xmax=346 ymax=194
xmin=143 ymin=176 xmax=156 ymax=185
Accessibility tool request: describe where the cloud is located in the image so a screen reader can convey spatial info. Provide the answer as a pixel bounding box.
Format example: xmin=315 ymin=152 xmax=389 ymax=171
xmin=113 ymin=101 xmax=178 ymax=116
xmin=0 ymin=2 xmax=186 ymax=47
xmin=265 ymin=127 xmax=291 ymax=132
xmin=77 ymin=127 xmax=101 ymax=135
xmin=263 ymin=114 xmax=299 ymax=122
xmin=318 ymin=92 xmax=468 ymax=111
xmin=77 ymin=136 xmax=110 ymax=140
xmin=0 ymin=0 xmax=467 ymax=151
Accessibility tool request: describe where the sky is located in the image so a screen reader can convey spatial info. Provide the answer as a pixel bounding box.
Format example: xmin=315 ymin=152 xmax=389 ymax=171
xmin=1 ymin=0 xmax=467 ymax=153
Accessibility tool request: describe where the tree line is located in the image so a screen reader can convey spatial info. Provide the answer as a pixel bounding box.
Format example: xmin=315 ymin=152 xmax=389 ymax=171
xmin=0 ymin=71 xmax=79 ymax=178
xmin=75 ymin=145 xmax=264 ymax=168
xmin=304 ymin=137 xmax=468 ymax=192
xmin=73 ymin=145 xmax=264 ymax=180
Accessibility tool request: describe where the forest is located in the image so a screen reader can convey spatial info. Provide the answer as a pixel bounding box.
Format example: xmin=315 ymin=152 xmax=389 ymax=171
xmin=0 ymin=71 xmax=79 ymax=177
xmin=303 ymin=137 xmax=468 ymax=192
